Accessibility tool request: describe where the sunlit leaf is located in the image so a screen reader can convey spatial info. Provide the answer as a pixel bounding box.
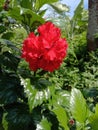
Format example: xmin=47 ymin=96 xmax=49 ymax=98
xmin=2 ymin=113 xmax=8 ymax=130
xmin=8 ymin=7 xmax=23 ymax=22
xmin=50 ymin=2 xmax=69 ymax=13
xmin=89 ymin=104 xmax=98 ymax=130
xmin=70 ymin=88 xmax=89 ymax=123
xmin=37 ymin=118 xmax=52 ymax=130
xmin=21 ymin=78 xmax=54 ymax=112
xmin=73 ymin=0 xmax=83 ymax=19
xmin=20 ymin=8 xmax=45 ymax=26
xmin=35 ymin=0 xmax=58 ymax=10
xmin=53 ymin=106 xmax=69 ymax=130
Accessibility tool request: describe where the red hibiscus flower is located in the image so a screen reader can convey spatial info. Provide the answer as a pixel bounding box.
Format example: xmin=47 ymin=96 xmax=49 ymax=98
xmin=21 ymin=22 xmax=68 ymax=72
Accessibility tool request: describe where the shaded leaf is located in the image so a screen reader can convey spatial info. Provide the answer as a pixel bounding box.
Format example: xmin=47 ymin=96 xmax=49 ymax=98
xmin=0 ymin=107 xmax=3 ymax=123
xmin=0 ymin=51 xmax=20 ymax=71
xmin=0 ymin=73 xmax=23 ymax=105
xmin=35 ymin=78 xmax=52 ymax=90
xmin=38 ymin=9 xmax=47 ymax=17
xmin=1 ymin=32 xmax=14 ymax=40
xmin=0 ymin=39 xmax=20 ymax=52
xmin=5 ymin=103 xmax=35 ymax=130
xmin=19 ymin=0 xmax=32 ymax=10
xmin=0 ymin=25 xmax=6 ymax=34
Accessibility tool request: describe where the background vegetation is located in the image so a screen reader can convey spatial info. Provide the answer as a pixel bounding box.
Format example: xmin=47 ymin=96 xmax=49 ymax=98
xmin=0 ymin=0 xmax=98 ymax=130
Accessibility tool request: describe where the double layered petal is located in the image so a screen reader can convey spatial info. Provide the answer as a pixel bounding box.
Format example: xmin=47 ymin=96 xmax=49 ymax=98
xmin=21 ymin=22 xmax=68 ymax=72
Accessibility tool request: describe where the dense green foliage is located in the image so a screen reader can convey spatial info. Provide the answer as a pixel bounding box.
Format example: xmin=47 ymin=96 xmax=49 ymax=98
xmin=0 ymin=0 xmax=98 ymax=130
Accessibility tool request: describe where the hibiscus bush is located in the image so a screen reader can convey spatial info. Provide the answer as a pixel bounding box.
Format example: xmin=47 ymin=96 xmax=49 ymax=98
xmin=0 ymin=0 xmax=98 ymax=130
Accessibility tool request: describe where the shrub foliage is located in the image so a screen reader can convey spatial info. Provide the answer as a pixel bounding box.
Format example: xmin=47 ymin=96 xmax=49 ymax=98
xmin=0 ymin=0 xmax=98 ymax=130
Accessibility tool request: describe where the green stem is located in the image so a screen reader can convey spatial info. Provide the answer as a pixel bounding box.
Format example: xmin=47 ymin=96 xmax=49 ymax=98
xmin=34 ymin=71 xmax=36 ymax=76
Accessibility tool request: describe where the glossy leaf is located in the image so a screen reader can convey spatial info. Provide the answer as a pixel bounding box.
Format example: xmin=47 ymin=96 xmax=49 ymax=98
xmin=50 ymin=90 xmax=70 ymax=108
xmin=70 ymin=88 xmax=88 ymax=123
xmin=5 ymin=103 xmax=35 ymax=130
xmin=53 ymin=106 xmax=69 ymax=130
xmin=89 ymin=104 xmax=98 ymax=130
xmin=73 ymin=0 xmax=83 ymax=20
xmin=0 ymin=51 xmax=20 ymax=71
xmin=0 ymin=73 xmax=23 ymax=105
xmin=8 ymin=7 xmax=45 ymax=29
xmin=35 ymin=0 xmax=58 ymax=10
xmin=37 ymin=118 xmax=52 ymax=130
xmin=20 ymin=8 xmax=45 ymax=26
xmin=50 ymin=2 xmax=69 ymax=14
xmin=21 ymin=78 xmax=54 ymax=111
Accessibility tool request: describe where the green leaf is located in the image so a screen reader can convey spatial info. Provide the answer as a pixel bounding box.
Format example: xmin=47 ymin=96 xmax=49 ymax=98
xmin=35 ymin=78 xmax=52 ymax=90
xmin=50 ymin=90 xmax=70 ymax=108
xmin=20 ymin=8 xmax=45 ymax=27
xmin=38 ymin=9 xmax=47 ymax=17
xmin=19 ymin=0 xmax=32 ymax=10
xmin=0 ymin=25 xmax=6 ymax=34
xmin=1 ymin=32 xmax=14 ymax=40
xmin=35 ymin=0 xmax=58 ymax=10
xmin=8 ymin=7 xmax=23 ymax=22
xmin=70 ymin=88 xmax=88 ymax=123
xmin=0 ymin=0 xmax=4 ymax=7
xmin=38 ymin=118 xmax=52 ymax=130
xmin=53 ymin=106 xmax=69 ymax=130
xmin=10 ymin=0 xmax=32 ymax=10
xmin=21 ymin=78 xmax=54 ymax=112
xmin=0 ymin=73 xmax=23 ymax=105
xmin=0 ymin=107 xmax=3 ymax=124
xmin=50 ymin=2 xmax=69 ymax=14
xmin=5 ymin=103 xmax=34 ymax=130
xmin=2 ymin=113 xmax=8 ymax=130
xmin=73 ymin=0 xmax=83 ymax=20
xmin=89 ymin=104 xmax=98 ymax=130
xmin=8 ymin=7 xmax=45 ymax=29
xmin=0 ymin=39 xmax=20 ymax=52
xmin=0 ymin=51 xmax=20 ymax=71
